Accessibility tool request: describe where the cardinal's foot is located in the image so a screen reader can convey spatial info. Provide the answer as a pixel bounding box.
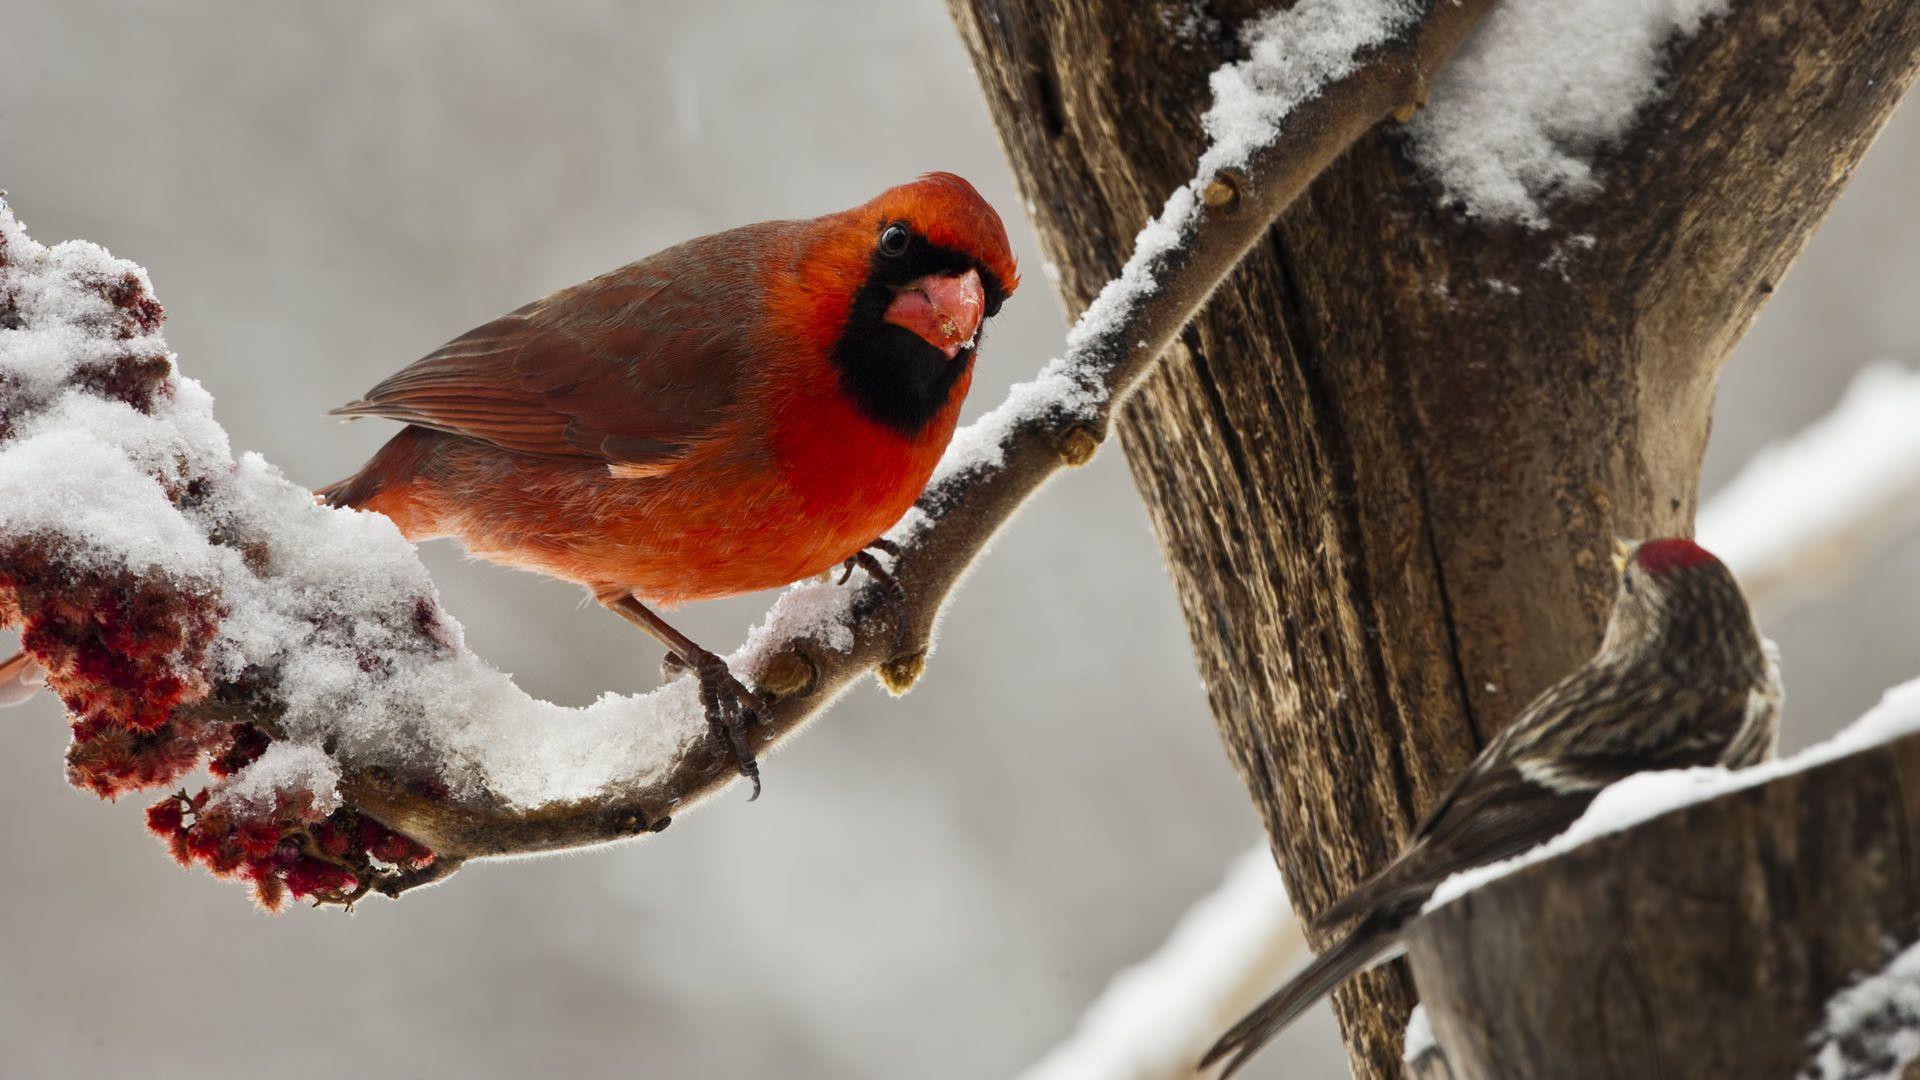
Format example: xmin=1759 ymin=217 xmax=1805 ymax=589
xmin=684 ymin=649 xmax=766 ymax=799
xmin=839 ymin=539 xmax=911 ymax=657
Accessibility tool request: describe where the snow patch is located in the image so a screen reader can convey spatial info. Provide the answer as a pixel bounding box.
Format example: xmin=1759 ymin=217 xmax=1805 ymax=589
xmin=1409 ymin=0 xmax=1728 ymax=225
xmin=1805 ymin=941 xmax=1920 ymax=1080
xmin=1200 ymin=0 xmax=1420 ymax=179
xmin=1404 ymin=1004 xmax=1437 ymax=1063
xmin=214 ymin=742 xmax=343 ymax=816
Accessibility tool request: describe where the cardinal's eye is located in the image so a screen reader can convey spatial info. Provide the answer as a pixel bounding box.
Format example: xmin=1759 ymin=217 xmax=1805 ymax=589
xmin=878 ymin=223 xmax=911 ymax=257
xmin=1621 ymin=571 xmax=1635 ymax=595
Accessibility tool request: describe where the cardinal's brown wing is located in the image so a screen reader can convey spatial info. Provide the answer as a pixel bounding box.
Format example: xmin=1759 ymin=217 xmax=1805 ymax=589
xmin=333 ymin=225 xmax=784 ymax=473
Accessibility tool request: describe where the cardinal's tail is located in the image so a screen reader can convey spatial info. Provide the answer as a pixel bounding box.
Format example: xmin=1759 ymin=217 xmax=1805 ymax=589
xmin=315 ymin=467 xmax=379 ymax=510
xmin=1199 ymin=912 xmax=1401 ymax=1077
xmin=316 ymin=425 xmax=435 ymax=519
xmin=0 ymin=650 xmax=46 ymax=707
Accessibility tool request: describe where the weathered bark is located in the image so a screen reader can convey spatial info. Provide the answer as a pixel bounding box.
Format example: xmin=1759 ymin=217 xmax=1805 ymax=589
xmin=949 ymin=1 xmax=1920 ymax=1074
xmin=1406 ymin=732 xmax=1920 ymax=1078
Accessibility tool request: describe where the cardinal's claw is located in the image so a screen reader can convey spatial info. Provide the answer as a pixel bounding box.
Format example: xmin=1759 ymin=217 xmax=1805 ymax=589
xmin=599 ymin=594 xmax=768 ymax=796
xmin=839 ymin=541 xmax=912 ymax=658
xmin=686 ymin=648 xmax=765 ymax=800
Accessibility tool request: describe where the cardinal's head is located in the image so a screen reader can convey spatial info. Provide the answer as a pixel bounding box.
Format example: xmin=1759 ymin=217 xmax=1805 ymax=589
xmin=790 ymin=173 xmax=1019 ymax=435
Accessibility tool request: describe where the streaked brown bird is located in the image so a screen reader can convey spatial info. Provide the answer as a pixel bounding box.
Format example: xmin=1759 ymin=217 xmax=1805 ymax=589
xmin=1200 ymin=537 xmax=1781 ymax=1077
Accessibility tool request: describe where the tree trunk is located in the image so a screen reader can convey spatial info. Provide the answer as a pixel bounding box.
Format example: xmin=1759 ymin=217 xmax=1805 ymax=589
xmin=948 ymin=1 xmax=1920 ymax=1075
xmin=1405 ymin=732 xmax=1920 ymax=1078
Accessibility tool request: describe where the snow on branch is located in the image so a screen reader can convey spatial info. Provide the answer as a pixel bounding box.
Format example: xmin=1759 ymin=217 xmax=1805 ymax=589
xmin=1804 ymin=940 xmax=1920 ymax=1080
xmin=1698 ymin=363 xmax=1920 ymax=619
xmin=1021 ymin=849 xmax=1302 ymax=1080
xmin=0 ymin=0 xmax=1494 ymax=907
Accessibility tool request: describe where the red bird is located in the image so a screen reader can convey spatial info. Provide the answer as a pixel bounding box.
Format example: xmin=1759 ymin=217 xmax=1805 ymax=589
xmin=320 ymin=174 xmax=1018 ymax=794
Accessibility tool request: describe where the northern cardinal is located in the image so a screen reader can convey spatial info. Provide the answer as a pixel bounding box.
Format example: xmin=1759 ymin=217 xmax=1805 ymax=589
xmin=1201 ymin=538 xmax=1780 ymax=1077
xmin=319 ymin=173 xmax=1017 ymax=795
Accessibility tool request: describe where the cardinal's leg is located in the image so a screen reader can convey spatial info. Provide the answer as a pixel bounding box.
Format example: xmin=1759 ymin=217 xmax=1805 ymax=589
xmin=599 ymin=592 xmax=766 ymax=799
xmin=838 ymin=538 xmax=911 ymax=657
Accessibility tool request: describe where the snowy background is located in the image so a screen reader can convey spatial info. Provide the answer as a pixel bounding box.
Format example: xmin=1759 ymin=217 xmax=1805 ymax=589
xmin=0 ymin=3 xmax=1914 ymax=1077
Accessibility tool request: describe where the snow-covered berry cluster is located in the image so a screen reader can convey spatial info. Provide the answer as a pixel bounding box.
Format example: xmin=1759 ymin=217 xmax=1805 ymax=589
xmin=145 ymin=746 xmax=433 ymax=911
xmin=0 ymin=200 xmax=439 ymax=908
xmin=2 ymin=551 xmax=221 ymax=795
xmin=2 ymin=195 xmax=729 ymax=908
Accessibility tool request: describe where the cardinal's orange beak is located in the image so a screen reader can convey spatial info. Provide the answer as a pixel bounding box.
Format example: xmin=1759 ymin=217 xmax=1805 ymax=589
xmin=884 ymin=268 xmax=985 ymax=359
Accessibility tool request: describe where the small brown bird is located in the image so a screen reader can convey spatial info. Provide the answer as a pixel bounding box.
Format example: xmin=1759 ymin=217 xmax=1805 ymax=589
xmin=1200 ymin=537 xmax=1780 ymax=1077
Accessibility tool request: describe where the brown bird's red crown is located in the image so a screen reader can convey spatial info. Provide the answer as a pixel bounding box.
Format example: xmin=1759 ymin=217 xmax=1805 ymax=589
xmin=1633 ymin=537 xmax=1718 ymax=577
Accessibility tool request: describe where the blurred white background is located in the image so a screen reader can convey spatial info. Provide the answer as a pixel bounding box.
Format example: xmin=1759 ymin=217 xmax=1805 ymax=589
xmin=0 ymin=3 xmax=1912 ymax=1077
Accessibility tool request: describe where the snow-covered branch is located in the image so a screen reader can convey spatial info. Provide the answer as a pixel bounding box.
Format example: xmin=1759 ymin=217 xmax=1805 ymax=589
xmin=1698 ymin=362 xmax=1920 ymax=619
xmin=0 ymin=0 xmax=1496 ymax=904
xmin=1426 ymin=676 xmax=1920 ymax=911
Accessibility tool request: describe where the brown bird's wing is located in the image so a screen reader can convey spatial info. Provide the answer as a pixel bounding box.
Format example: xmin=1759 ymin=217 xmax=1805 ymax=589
xmin=1311 ymin=673 xmax=1751 ymax=935
xmin=1308 ymin=761 xmax=1590 ymax=934
xmin=333 ymin=227 xmax=783 ymax=474
xmin=1209 ymin=766 xmax=1597 ymax=1078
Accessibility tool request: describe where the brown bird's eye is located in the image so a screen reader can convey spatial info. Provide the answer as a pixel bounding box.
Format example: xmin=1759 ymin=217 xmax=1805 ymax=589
xmin=878 ymin=223 xmax=910 ymax=257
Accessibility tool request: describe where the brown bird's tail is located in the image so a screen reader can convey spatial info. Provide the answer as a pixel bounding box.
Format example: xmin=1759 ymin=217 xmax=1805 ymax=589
xmin=0 ymin=650 xmax=46 ymax=707
xmin=1199 ymin=911 xmax=1402 ymax=1077
xmin=1309 ymin=861 xmax=1426 ymax=936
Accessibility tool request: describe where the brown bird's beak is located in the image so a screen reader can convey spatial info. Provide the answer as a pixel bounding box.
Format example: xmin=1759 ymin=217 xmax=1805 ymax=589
xmin=1611 ymin=536 xmax=1634 ymax=576
xmin=884 ymin=268 xmax=985 ymax=360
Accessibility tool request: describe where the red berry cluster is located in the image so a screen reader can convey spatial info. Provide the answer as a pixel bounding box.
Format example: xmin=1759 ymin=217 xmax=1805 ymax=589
xmin=1 ymin=239 xmax=221 ymax=797
xmin=146 ymin=774 xmax=434 ymax=912
xmin=0 ymin=549 xmax=223 ymax=796
xmin=1 ymin=212 xmax=436 ymax=908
